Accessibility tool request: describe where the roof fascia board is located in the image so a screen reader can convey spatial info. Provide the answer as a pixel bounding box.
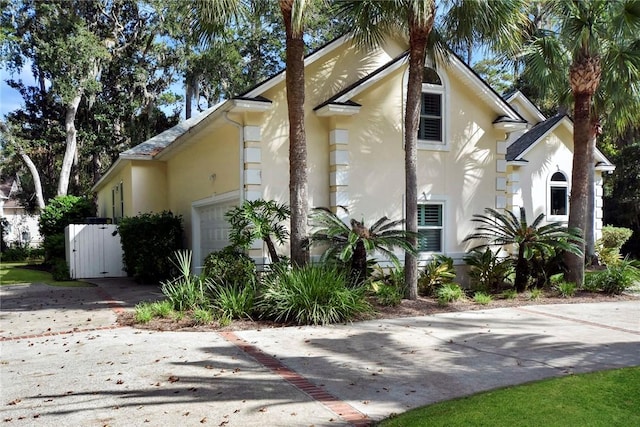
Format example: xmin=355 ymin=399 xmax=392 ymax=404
xmin=447 ymin=54 xmax=524 ymax=121
xmin=244 ymin=34 xmax=351 ymax=98
xmin=507 ymin=160 xmax=529 ymax=166
xmin=505 ymin=91 xmax=547 ymax=122
xmin=315 ymin=103 xmax=361 ymax=117
xmin=230 ymin=98 xmax=273 ymax=113
xmin=332 ymin=54 xmax=408 ymax=103
xmin=516 ymin=116 xmax=567 ymax=160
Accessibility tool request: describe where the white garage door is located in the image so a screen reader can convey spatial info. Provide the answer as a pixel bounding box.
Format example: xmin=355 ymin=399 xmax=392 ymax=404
xmin=197 ymin=198 xmax=239 ymax=265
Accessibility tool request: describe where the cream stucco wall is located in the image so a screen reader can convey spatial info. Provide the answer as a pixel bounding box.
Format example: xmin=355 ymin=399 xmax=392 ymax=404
xmin=95 ymin=162 xmax=133 ymax=220
xmin=510 ymin=124 xmax=574 ymax=223
xmin=165 ymin=122 xmax=241 ymax=248
xmin=130 ymin=161 xmax=168 ymax=215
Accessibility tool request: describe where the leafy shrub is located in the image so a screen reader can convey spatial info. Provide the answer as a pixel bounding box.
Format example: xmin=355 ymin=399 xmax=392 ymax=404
xmin=588 ymin=259 xmax=640 ymax=295
xmin=150 ymin=300 xmax=174 ymax=318
xmin=583 ymin=272 xmax=601 ymax=292
xmin=225 ymin=199 xmax=290 ymax=263
xmin=39 ymin=196 xmax=95 ymax=261
xmin=436 ymin=283 xmax=465 ymax=306
xmin=464 ymin=248 xmax=513 ymax=293
xmin=370 ymin=281 xmax=403 ymax=306
xmin=258 ymin=264 xmax=372 ymax=325
xmin=0 ymin=244 xmax=29 ymax=262
xmin=596 ymin=226 xmax=633 ymax=267
xmin=0 ymin=217 xmax=8 ymax=252
xmin=501 ymin=289 xmax=518 ymax=299
xmin=418 ymin=255 xmax=455 ymax=295
xmin=202 ymin=246 xmax=256 ymax=289
xmin=117 ymin=211 xmax=183 ymax=283
xmin=210 ymin=284 xmax=256 ymax=320
xmin=193 ymin=308 xmax=214 ymax=325
xmin=135 ymin=302 xmax=154 ymax=323
xmin=51 ymin=258 xmax=70 ymax=281
xmin=161 ymin=251 xmax=208 ymax=311
xmin=555 ymin=281 xmax=577 ymax=298
xmin=39 ymin=195 xmax=96 ymax=236
xmin=529 ymin=288 xmax=544 ymax=300
xmin=473 ymin=292 xmax=492 ymax=305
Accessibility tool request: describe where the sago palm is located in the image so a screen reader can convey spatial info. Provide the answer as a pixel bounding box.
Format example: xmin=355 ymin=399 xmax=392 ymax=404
xmin=520 ymin=0 xmax=640 ymax=284
xmin=334 ymin=0 xmax=527 ymax=299
xmin=464 ymin=207 xmax=583 ymax=292
xmin=308 ymin=207 xmax=416 ymax=285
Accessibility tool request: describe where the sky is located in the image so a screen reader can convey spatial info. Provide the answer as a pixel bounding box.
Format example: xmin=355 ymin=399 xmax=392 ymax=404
xmin=0 ymin=65 xmax=30 ymax=119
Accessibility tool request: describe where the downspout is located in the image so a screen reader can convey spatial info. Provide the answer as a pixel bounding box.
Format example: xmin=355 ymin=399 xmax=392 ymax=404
xmin=223 ymin=112 xmax=244 ymax=203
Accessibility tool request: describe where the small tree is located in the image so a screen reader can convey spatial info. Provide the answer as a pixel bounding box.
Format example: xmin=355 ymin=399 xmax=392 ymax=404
xmin=225 ymin=199 xmax=290 ymax=263
xmin=308 ymin=207 xmax=416 ymax=286
xmin=464 ymin=207 xmax=583 ymax=292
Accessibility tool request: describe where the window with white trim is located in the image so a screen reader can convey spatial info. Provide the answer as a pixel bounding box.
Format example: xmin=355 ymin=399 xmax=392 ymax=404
xmin=418 ymin=68 xmax=444 ymax=144
xmin=549 ymin=171 xmax=568 ymax=217
xmin=417 ymin=203 xmax=443 ymax=252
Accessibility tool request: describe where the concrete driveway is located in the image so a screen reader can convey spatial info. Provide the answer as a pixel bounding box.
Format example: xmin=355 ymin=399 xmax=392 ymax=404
xmin=1 ymin=279 xmax=639 ymax=426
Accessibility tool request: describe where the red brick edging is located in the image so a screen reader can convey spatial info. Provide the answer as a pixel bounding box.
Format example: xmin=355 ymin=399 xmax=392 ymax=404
xmin=516 ymin=306 xmax=640 ymax=336
xmin=219 ymin=331 xmax=371 ymax=427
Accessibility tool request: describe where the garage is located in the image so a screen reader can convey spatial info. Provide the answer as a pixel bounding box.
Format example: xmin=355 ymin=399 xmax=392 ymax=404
xmin=192 ymin=193 xmax=239 ymax=269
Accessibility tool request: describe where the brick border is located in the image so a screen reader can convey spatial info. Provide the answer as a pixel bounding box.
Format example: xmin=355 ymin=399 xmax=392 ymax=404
xmin=219 ymin=331 xmax=371 ymax=427
xmin=516 ymin=306 xmax=640 ymax=336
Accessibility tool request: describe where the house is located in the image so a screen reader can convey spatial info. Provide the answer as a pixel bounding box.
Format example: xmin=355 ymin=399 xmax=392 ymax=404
xmin=92 ymin=34 xmax=613 ymax=269
xmin=0 ymin=177 xmax=42 ymax=248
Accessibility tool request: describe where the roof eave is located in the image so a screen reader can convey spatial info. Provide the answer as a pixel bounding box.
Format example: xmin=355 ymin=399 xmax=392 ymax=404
xmin=315 ymin=103 xmax=361 ymax=117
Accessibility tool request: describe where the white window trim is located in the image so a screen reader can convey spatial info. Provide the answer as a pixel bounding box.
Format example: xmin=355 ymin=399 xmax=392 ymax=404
xmin=403 ymin=66 xmax=451 ymax=152
xmin=547 ymin=171 xmax=569 ymax=222
xmin=416 ymin=194 xmax=448 ymax=259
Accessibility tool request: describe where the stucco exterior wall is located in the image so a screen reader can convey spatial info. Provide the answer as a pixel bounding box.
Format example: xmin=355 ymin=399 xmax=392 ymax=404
xmin=130 ymin=161 xmax=168 ymax=215
xmin=165 ymin=122 xmax=241 ymax=248
xmin=511 ymin=125 xmax=574 ymax=223
xmin=95 ymin=161 xmax=133 ymax=220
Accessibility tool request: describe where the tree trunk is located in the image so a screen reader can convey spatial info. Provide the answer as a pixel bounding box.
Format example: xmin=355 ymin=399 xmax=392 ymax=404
xmin=515 ymin=245 xmax=529 ymax=292
xmin=585 ymin=128 xmax=597 ymax=265
xmin=404 ymin=7 xmax=434 ymax=300
xmin=57 ymin=93 xmax=82 ymax=196
xmin=351 ymin=240 xmax=367 ymax=286
xmin=564 ymin=92 xmax=592 ymax=286
xmin=264 ymin=235 xmax=280 ymax=264
xmin=281 ymin=0 xmax=309 ymax=267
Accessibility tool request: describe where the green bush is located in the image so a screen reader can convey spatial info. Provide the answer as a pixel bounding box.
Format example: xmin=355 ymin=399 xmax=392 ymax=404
xmin=39 ymin=196 xmax=95 ymax=262
xmin=436 ymin=283 xmax=465 ymax=306
xmin=0 ymin=217 xmax=8 ymax=252
xmin=0 ymin=244 xmax=29 ymax=262
xmin=501 ymin=289 xmax=518 ymax=299
xmin=150 ymin=300 xmax=174 ymax=318
xmin=597 ymin=226 xmax=634 ymax=267
xmin=202 ymin=246 xmax=256 ymax=289
xmin=370 ymin=281 xmax=403 ymax=306
xmin=192 ymin=308 xmax=214 ymax=325
xmin=258 ymin=264 xmax=372 ymax=325
xmin=418 ymin=255 xmax=455 ymax=296
xmin=589 ymin=259 xmax=640 ymax=295
xmin=51 ymin=258 xmax=70 ymax=281
xmin=555 ymin=281 xmax=577 ymax=298
xmin=160 ymin=251 xmax=208 ymax=311
xmin=117 ymin=211 xmax=183 ymax=283
xmin=210 ymin=284 xmax=256 ymax=320
xmin=464 ymin=248 xmax=513 ymax=293
xmin=529 ymin=288 xmax=544 ymax=300
xmin=134 ymin=302 xmax=154 ymax=323
xmin=473 ymin=292 xmax=492 ymax=305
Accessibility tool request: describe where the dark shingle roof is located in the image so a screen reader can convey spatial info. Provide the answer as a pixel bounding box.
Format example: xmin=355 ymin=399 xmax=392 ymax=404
xmin=506 ymin=114 xmax=566 ymax=161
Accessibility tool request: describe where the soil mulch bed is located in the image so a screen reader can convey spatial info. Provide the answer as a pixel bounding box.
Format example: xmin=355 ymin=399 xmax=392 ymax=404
xmin=117 ymin=290 xmax=639 ymax=333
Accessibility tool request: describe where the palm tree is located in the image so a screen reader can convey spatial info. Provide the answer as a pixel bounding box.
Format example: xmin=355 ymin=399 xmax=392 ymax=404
xmin=464 ymin=207 xmax=584 ymax=292
xmin=225 ymin=199 xmax=291 ymax=263
xmin=308 ymin=207 xmax=416 ymax=285
xmin=335 ymin=0 xmax=526 ymax=299
xmin=186 ymin=0 xmax=312 ymax=267
xmin=520 ymin=0 xmax=640 ymax=285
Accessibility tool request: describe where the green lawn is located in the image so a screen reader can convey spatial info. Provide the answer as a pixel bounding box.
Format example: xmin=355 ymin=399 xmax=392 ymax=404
xmin=377 ymin=367 xmax=640 ymax=427
xmin=0 ymin=262 xmax=93 ymax=287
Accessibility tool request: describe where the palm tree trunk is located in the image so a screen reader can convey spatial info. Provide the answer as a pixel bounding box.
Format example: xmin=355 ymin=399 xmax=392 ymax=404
xmin=564 ymin=92 xmax=592 ymax=286
xmin=351 ymin=240 xmax=367 ymax=285
xmin=515 ymin=245 xmax=529 ymax=292
xmin=585 ymin=121 xmax=598 ymax=265
xmin=281 ymin=0 xmax=309 ymax=267
xmin=404 ymin=7 xmax=434 ymax=300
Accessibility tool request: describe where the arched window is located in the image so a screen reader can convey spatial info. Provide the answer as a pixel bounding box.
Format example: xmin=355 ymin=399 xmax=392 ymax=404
xmin=419 ymin=67 xmax=445 ymax=144
xmin=549 ymin=171 xmax=568 ymax=217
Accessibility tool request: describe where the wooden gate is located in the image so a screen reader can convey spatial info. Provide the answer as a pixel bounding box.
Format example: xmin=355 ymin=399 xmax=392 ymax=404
xmin=65 ymin=224 xmax=125 ymax=279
